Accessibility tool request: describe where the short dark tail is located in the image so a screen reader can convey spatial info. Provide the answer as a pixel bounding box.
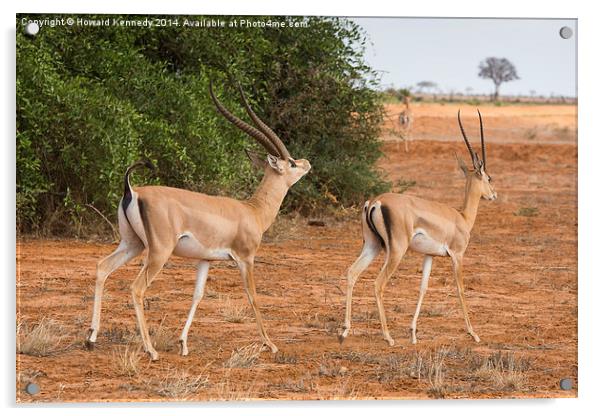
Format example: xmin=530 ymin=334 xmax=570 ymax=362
xmin=122 ymin=159 xmax=156 ymax=213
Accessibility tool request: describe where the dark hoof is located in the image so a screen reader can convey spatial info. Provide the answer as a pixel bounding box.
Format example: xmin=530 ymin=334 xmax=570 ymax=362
xmin=338 ymin=334 xmax=346 ymax=344
xmin=84 ymin=328 xmax=96 ymax=350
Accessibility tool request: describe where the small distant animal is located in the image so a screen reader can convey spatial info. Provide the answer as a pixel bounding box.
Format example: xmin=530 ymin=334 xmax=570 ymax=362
xmin=397 ymin=95 xmax=413 ymax=152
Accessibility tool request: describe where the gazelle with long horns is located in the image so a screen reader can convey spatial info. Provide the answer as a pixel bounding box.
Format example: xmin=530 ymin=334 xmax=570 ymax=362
xmin=85 ymin=82 xmax=311 ymax=360
xmin=339 ymin=110 xmax=496 ymax=346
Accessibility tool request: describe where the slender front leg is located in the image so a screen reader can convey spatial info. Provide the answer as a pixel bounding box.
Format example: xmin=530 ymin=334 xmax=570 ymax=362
xmin=179 ymin=261 xmax=210 ymax=356
xmin=86 ymin=240 xmax=143 ymax=347
xmin=450 ymin=253 xmax=480 ymax=342
xmin=237 ymin=258 xmax=277 ymax=353
xmin=340 ymin=242 xmax=380 ymax=342
xmin=410 ymin=255 xmax=433 ymax=344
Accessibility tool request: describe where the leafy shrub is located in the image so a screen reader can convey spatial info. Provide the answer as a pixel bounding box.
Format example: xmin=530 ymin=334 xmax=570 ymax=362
xmin=17 ymin=15 xmax=389 ymax=235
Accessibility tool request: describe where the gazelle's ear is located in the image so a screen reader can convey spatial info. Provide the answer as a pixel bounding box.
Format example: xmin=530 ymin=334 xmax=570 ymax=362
xmin=455 ymin=153 xmax=469 ymax=176
xmin=476 ymin=160 xmax=485 ymax=177
xmin=266 ymin=154 xmax=284 ymax=173
xmin=244 ymin=149 xmax=266 ymax=169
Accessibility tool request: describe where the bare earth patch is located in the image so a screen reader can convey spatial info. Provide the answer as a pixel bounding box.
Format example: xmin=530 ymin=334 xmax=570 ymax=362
xmin=16 ymin=103 xmax=577 ymax=401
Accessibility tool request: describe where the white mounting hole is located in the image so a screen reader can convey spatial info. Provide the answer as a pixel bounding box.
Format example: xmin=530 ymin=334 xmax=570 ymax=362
xmin=25 ymin=22 xmax=40 ymax=36
xmin=559 ymin=26 xmax=573 ymax=40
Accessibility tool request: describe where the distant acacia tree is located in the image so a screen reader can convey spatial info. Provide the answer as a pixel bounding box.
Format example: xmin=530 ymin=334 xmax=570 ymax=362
xmin=416 ymin=80 xmax=437 ymax=94
xmin=478 ymin=57 xmax=519 ymax=101
xmin=415 ymin=81 xmax=438 ymax=101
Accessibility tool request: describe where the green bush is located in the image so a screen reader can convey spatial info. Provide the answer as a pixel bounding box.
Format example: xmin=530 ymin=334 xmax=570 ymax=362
xmin=17 ymin=15 xmax=389 ymax=235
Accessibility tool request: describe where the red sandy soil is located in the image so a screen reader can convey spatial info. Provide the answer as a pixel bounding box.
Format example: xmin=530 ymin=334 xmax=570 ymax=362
xmin=16 ymin=103 xmax=577 ymax=402
xmin=383 ymin=102 xmax=577 ymax=144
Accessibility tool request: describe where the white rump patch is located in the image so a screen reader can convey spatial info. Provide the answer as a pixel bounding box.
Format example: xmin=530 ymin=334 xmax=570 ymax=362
xmin=121 ymin=192 xmax=148 ymax=247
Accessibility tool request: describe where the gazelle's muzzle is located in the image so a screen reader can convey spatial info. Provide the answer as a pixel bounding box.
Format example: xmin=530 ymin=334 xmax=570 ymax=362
xmin=485 ymin=191 xmax=497 ymax=201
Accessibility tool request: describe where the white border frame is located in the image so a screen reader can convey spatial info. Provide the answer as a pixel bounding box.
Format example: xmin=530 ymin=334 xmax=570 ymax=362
xmin=4 ymin=1 xmax=600 ymax=415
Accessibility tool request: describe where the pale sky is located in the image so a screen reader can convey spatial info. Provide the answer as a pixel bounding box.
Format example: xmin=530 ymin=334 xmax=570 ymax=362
xmin=352 ymin=17 xmax=577 ymax=98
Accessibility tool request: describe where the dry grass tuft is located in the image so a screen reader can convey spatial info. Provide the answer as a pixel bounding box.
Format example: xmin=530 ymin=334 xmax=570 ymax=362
xmin=339 ymin=351 xmax=382 ymax=365
xmin=205 ymin=288 xmax=219 ymax=299
xmin=223 ymin=343 xmax=263 ymax=368
xmin=111 ymin=344 xmax=142 ymax=377
xmin=473 ymin=351 xmax=530 ymax=391
xmin=220 ymin=296 xmax=249 ymax=323
xmin=315 ymin=377 xmax=358 ymax=400
xmin=332 ymin=377 xmax=358 ymax=399
xmin=515 ymin=207 xmax=539 ymax=217
xmin=216 ymin=369 xmax=258 ymax=400
xmin=422 ymin=305 xmax=448 ymax=317
xmin=151 ymin=316 xmax=176 ymax=352
xmin=101 ymin=325 xmax=139 ymax=344
xmin=426 ymin=347 xmax=448 ymax=398
xmin=150 ymin=368 xmax=209 ymax=399
xmin=375 ymin=352 xmax=427 ymax=384
xmin=407 ymin=351 xmax=427 ymax=380
xmin=270 ymin=377 xmax=312 ymax=393
xmin=304 ymin=313 xmax=322 ymax=329
xmin=274 ymin=351 xmax=298 ymax=364
xmin=375 ymin=354 xmax=404 ymax=384
xmin=318 ymin=356 xmax=348 ymax=377
xmin=17 ymin=317 xmax=65 ymax=357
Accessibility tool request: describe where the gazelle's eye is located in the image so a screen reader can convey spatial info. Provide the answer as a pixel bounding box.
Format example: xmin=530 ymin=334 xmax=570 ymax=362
xmin=289 ymin=159 xmax=297 ymax=168
xmin=488 ymin=175 xmax=493 ymax=182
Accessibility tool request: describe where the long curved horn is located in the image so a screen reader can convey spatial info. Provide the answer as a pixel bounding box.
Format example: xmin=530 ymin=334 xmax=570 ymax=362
xmin=209 ymin=81 xmax=280 ymax=157
xmin=457 ymin=110 xmax=479 ymax=168
xmin=477 ymin=109 xmax=486 ymax=170
xmin=236 ymin=83 xmax=291 ymax=160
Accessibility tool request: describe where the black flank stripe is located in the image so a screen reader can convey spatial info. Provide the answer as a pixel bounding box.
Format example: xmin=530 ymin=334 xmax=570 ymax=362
xmin=138 ymin=198 xmax=151 ymax=240
xmin=380 ymin=204 xmax=393 ymax=244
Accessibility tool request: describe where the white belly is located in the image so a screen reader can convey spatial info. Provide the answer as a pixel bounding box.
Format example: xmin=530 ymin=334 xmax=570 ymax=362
xmin=409 ymin=229 xmax=449 ymax=257
xmin=172 ymin=232 xmax=232 ymax=260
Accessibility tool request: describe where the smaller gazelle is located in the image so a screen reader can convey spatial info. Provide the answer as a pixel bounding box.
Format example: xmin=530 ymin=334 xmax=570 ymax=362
xmin=397 ymin=95 xmax=413 ymax=152
xmin=339 ymin=110 xmax=496 ymax=346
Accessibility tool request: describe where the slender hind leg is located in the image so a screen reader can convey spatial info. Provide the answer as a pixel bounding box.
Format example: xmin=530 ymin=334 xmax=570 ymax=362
xmin=237 ymin=257 xmax=277 ymax=353
xmin=179 ymin=261 xmax=210 ymax=356
xmin=450 ymin=252 xmax=480 ymax=342
xmin=374 ymin=241 xmax=408 ymax=346
xmin=131 ymin=249 xmax=171 ymax=360
xmin=86 ymin=237 xmax=143 ymax=347
xmin=410 ymin=255 xmax=433 ymax=344
xmin=339 ymin=241 xmax=381 ymax=342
